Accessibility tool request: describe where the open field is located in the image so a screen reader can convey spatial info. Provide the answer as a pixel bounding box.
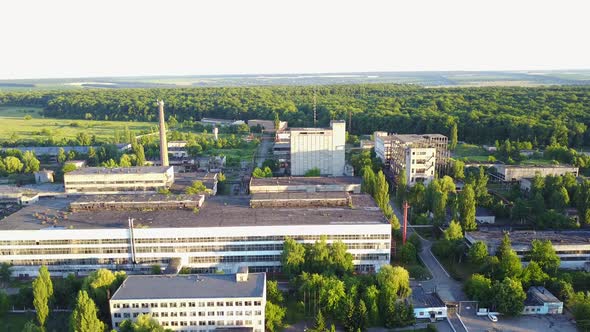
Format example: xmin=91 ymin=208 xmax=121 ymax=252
xmin=0 ymin=106 xmax=156 ymax=144
xmin=452 ymin=143 xmax=491 ymax=162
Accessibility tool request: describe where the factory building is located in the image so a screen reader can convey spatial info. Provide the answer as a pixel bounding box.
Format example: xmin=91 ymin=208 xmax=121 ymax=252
xmin=64 ymin=166 xmax=174 ymax=194
xmin=110 ymin=269 xmax=265 ymax=332
xmin=465 ymin=230 xmax=590 ymax=270
xmin=374 ymin=133 xmax=449 ymax=186
xmin=289 ymin=120 xmax=346 ymax=176
xmin=249 ymin=176 xmax=361 ymax=194
xmin=490 ymin=164 xmax=579 ymax=182
xmin=0 ymin=194 xmax=391 ymax=277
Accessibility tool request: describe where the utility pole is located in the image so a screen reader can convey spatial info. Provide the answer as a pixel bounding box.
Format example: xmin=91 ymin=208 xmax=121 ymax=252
xmin=403 ymin=201 xmax=410 ymax=244
xmin=313 ymin=86 xmax=317 ymax=127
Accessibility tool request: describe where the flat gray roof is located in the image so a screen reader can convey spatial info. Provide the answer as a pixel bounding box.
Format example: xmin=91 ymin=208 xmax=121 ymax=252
xmin=0 ymin=194 xmax=386 ymax=230
xmin=250 ymin=176 xmax=361 ymax=187
xmin=466 ymin=230 xmax=590 ymax=247
xmin=111 ymin=273 xmax=265 ymax=301
xmin=411 ymin=287 xmax=445 ymax=308
xmin=66 ymin=166 xmax=172 ymax=175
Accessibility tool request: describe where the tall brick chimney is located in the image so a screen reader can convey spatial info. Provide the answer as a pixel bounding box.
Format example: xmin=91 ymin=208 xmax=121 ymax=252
xmin=157 ymin=100 xmax=169 ymax=167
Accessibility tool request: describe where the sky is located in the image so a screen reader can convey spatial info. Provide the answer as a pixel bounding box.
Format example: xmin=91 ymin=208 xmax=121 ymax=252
xmin=1 ymin=0 xmax=589 ymax=79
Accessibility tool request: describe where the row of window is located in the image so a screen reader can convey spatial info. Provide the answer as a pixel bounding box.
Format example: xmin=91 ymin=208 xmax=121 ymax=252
xmin=0 ymin=234 xmax=390 ymax=246
xmin=113 ymin=300 xmax=261 ymax=309
xmin=114 ymin=310 xmax=262 ymax=318
xmin=114 ymin=319 xmax=260 ymax=328
xmin=65 ymin=180 xmax=166 ymax=185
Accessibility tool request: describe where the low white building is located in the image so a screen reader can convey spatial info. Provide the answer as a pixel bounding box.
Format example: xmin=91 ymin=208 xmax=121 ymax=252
xmin=523 ymin=286 xmax=563 ymax=315
xmin=249 ymin=176 xmax=361 ymax=194
xmin=110 ymin=269 xmax=266 ymax=332
xmin=34 ymin=170 xmax=54 ymax=184
xmin=411 ymin=287 xmax=447 ymax=322
xmin=64 ymin=166 xmax=174 ymax=194
xmin=475 ymin=207 xmax=496 ymax=224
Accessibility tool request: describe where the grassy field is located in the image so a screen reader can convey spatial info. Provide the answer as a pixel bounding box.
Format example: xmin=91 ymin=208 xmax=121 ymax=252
xmin=2 ymin=312 xmax=70 ymax=332
xmin=452 ymin=143 xmax=490 ymax=162
xmin=0 ymin=106 xmax=156 ymax=144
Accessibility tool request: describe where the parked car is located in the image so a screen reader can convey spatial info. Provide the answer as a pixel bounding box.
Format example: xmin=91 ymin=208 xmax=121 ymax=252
xmin=488 ymin=313 xmax=498 ymax=322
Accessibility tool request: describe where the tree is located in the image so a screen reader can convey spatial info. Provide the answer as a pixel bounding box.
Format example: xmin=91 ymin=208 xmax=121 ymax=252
xmin=0 ymin=263 xmax=11 ymax=284
xmin=252 ymin=167 xmax=272 ymax=178
xmin=496 ymin=235 xmax=523 ymax=280
xmin=361 ymin=166 xmax=376 ymax=196
xmin=22 ymin=151 xmax=40 ymax=173
xmin=57 ymin=148 xmax=67 ymax=164
xmin=526 ymin=240 xmax=560 ymax=275
xmin=329 ymin=241 xmax=353 ymax=276
xmin=70 ymin=290 xmax=105 ymax=332
xmin=62 ymin=163 xmax=77 ymax=174
xmin=132 ymin=144 xmax=145 ymax=166
xmin=444 ymin=220 xmax=463 ymax=241
xmin=281 ymin=237 xmax=306 ymax=278
xmin=355 ymin=299 xmax=368 ymax=332
xmin=4 ymin=156 xmax=23 ymax=173
xmin=376 ymin=265 xmax=411 ymax=299
xmin=467 ymin=241 xmax=488 ymax=265
xmin=432 ymin=190 xmax=448 ymax=225
xmin=266 ymin=280 xmax=284 ymax=304
xmin=311 ymin=309 xmax=326 ymax=332
xmin=399 ymin=242 xmax=417 ymax=265
xmin=451 ymin=159 xmax=465 ymax=180
xmin=185 ymin=180 xmax=207 ymax=194
xmin=458 ymin=184 xmax=477 ymax=231
xmin=307 ymin=237 xmax=331 ymax=273
xmin=493 ymin=277 xmax=526 ymax=316
xmin=0 ymin=290 xmax=9 ymax=317
xmin=550 ymin=186 xmax=570 ymax=211
xmin=119 ymin=154 xmax=132 ymax=167
xmin=119 ymin=314 xmax=170 ymax=332
xmin=32 ymin=277 xmax=49 ymax=327
xmin=464 ymin=274 xmax=492 ymax=306
xmin=450 ymin=122 xmax=458 ymax=150
xmin=38 ymin=266 xmax=54 ymax=299
xmin=521 ymin=261 xmax=549 ymax=288
xmin=21 ymin=321 xmax=41 ymax=332
xmin=374 ymin=171 xmax=392 ymax=217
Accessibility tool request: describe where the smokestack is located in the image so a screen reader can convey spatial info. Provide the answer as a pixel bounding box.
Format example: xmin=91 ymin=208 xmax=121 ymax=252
xmin=157 ymin=100 xmax=169 ymax=167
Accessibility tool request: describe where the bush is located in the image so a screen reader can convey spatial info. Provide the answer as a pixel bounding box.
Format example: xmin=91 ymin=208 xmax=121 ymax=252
xmin=304 ymin=168 xmax=321 ymax=177
xmin=23 ymin=115 xmax=32 ymax=120
xmin=407 ymin=265 xmax=430 ymax=280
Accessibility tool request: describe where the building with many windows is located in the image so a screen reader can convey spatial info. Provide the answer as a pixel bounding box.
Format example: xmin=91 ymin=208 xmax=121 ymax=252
xmin=110 ymin=269 xmax=265 ymax=332
xmin=374 ymin=133 xmax=449 ymax=186
xmin=64 ymin=166 xmax=174 ymax=194
xmin=0 ymin=194 xmax=391 ymax=277
xmin=465 ymin=230 xmax=590 ymax=269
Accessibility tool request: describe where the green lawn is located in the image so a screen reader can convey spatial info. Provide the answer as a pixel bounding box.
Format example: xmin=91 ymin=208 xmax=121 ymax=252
xmin=452 ymin=143 xmax=490 ymax=162
xmin=519 ymin=158 xmax=554 ymax=165
xmin=2 ymin=312 xmax=70 ymax=332
xmin=0 ymin=106 xmax=156 ymax=144
xmin=436 ymin=256 xmax=479 ymax=282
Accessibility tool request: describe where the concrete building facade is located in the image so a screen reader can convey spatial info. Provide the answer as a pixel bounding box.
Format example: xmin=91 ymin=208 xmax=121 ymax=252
xmin=405 ymin=147 xmax=436 ymax=186
xmin=0 ymin=195 xmax=391 ymax=277
xmin=110 ymin=271 xmax=265 ymax=332
xmin=289 ymin=120 xmax=346 ymax=176
xmin=249 ymin=176 xmax=361 ymax=194
xmin=64 ymin=166 xmax=174 ymax=194
xmin=491 ymin=164 xmax=579 ymax=182
xmin=523 ymin=286 xmax=563 ymax=315
xmin=411 ymin=287 xmax=447 ymax=322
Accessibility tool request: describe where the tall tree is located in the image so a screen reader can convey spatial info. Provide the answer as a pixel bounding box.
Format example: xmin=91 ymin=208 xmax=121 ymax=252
xmin=395 ymin=168 xmax=407 ymax=208
xmin=281 ymin=237 xmax=306 ymax=278
xmin=329 ymin=241 xmax=353 ymax=276
xmin=493 ymin=277 xmax=526 ymax=316
xmin=526 ymin=240 xmax=560 ymax=275
xmin=450 ymin=122 xmax=458 ymax=151
xmin=467 ymin=241 xmax=488 ymax=265
xmin=376 ymin=265 xmax=411 ymax=299
xmin=374 ymin=171 xmax=392 ymax=217
xmin=32 ymin=277 xmax=49 ymax=327
xmin=70 ymin=290 xmax=105 ymax=332
xmin=22 ymin=151 xmax=40 ymax=173
xmin=444 ymin=220 xmax=463 ymax=241
xmin=361 ymin=166 xmax=376 ymax=196
xmin=459 ymin=184 xmax=477 ymax=231
xmin=57 ymin=148 xmax=67 ymax=164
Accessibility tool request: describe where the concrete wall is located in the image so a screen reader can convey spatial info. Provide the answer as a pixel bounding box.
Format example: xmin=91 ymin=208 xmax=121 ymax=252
xmin=290 ymin=121 xmax=345 ymax=176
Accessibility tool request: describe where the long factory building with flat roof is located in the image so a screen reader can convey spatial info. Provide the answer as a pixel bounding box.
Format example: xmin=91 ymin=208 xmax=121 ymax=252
xmin=0 ymin=194 xmax=391 ymax=277
xmin=466 ymin=230 xmax=590 ymax=269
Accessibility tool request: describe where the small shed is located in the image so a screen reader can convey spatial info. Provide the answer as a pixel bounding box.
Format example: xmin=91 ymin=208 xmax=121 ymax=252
xmin=34 ymin=170 xmax=55 ymax=184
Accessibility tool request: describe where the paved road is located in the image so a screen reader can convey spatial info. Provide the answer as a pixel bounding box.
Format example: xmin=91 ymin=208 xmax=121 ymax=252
xmin=254 ymin=136 xmax=274 ymax=168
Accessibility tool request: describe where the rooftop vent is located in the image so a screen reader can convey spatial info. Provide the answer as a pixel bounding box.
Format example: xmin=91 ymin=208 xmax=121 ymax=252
xmin=236 ymin=266 xmax=249 ymax=282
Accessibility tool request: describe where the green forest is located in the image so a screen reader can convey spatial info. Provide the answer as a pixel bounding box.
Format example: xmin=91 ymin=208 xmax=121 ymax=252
xmin=2 ymin=85 xmax=590 ymax=146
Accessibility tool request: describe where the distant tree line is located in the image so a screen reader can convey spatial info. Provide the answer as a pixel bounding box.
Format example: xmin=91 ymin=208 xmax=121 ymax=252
xmin=2 ymin=85 xmax=590 ymax=146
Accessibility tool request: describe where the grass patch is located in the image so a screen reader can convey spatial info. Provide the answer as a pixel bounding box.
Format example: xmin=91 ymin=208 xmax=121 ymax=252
xmin=2 ymin=311 xmax=70 ymax=332
xmin=435 ymin=255 xmax=479 ymax=282
xmin=519 ymin=158 xmax=554 ymax=165
xmin=452 ymin=143 xmax=490 ymax=162
xmin=0 ymin=106 xmax=155 ymax=144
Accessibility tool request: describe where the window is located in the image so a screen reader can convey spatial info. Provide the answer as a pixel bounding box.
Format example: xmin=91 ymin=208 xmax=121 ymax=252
xmin=161 ymin=303 xmax=168 ymax=308
xmin=180 ymin=312 xmax=187 ymax=317
xmin=189 ymin=302 xmax=196 ymax=307
xmin=198 ymin=312 xmax=206 ymax=317
xmin=217 ymin=301 xmax=224 ymax=306
xmin=180 ymin=302 xmax=187 ymax=307
xmin=170 ymin=302 xmax=178 ymax=308
xmin=141 ymin=303 xmax=149 ymax=308
xmin=208 ymin=312 xmax=215 ymax=316
xmin=161 ymin=312 xmax=169 ymax=317
xmin=255 ymin=310 xmax=262 ymax=316
xmin=132 ymin=303 xmax=139 ymax=308
xmin=225 ymin=301 xmax=233 ymax=307
xmin=123 ymin=313 xmax=130 ymax=318
xmin=180 ymin=321 xmax=187 ymax=326
xmin=190 ymin=312 xmax=197 ymax=316
xmin=122 ymin=303 xmax=130 ymax=308
xmin=227 ymin=311 xmax=234 ymax=316
xmin=245 ymin=301 xmax=252 ymax=306
xmin=227 ymin=320 xmax=234 ymax=326
xmin=199 ymin=321 xmax=206 ymax=326
xmin=171 ymin=312 xmax=178 ymax=317
xmin=217 ymin=321 xmax=225 ymax=326
xmin=133 ymin=313 xmax=139 ymax=318
xmin=150 ymin=303 xmax=158 ymax=308
xmin=235 ymin=301 xmax=243 ymax=306
xmin=245 ymin=311 xmax=252 ymax=316
xmin=254 ymin=301 xmax=261 ymax=306
xmin=113 ymin=304 xmax=121 ymax=309
xmin=171 ymin=321 xmax=179 ymax=326
xmin=217 ymin=311 xmax=224 ymax=316
xmin=208 ymin=321 xmax=215 ymax=326
xmin=207 ymin=302 xmax=214 ymax=307
xmin=114 ymin=313 xmax=121 ymax=318
xmin=236 ymin=311 xmax=243 ymax=316
xmin=198 ymin=302 xmax=206 ymax=307
xmin=152 ymin=313 xmax=159 ymax=317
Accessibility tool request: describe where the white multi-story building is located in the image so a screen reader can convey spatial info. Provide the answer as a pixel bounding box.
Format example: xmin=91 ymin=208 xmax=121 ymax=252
xmin=110 ymin=269 xmax=266 ymax=332
xmin=0 ymin=195 xmax=391 ymax=277
xmin=64 ymin=166 xmax=174 ymax=194
xmin=289 ymin=120 xmax=346 ymax=176
xmin=405 ymin=147 xmax=436 ymax=186
xmin=465 ymin=230 xmax=590 ymax=270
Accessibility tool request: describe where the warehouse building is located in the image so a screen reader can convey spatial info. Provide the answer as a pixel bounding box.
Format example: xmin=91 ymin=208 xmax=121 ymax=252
xmin=249 ymin=176 xmax=361 ymax=194
xmin=523 ymin=286 xmax=563 ymax=315
xmin=465 ymin=230 xmax=590 ymax=269
xmin=374 ymin=133 xmax=449 ymax=186
xmin=289 ymin=120 xmax=346 ymax=176
xmin=490 ymin=164 xmax=579 ymax=182
xmin=110 ymin=269 xmax=265 ymax=332
xmin=64 ymin=166 xmax=174 ymax=194
xmin=0 ymin=194 xmax=391 ymax=277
